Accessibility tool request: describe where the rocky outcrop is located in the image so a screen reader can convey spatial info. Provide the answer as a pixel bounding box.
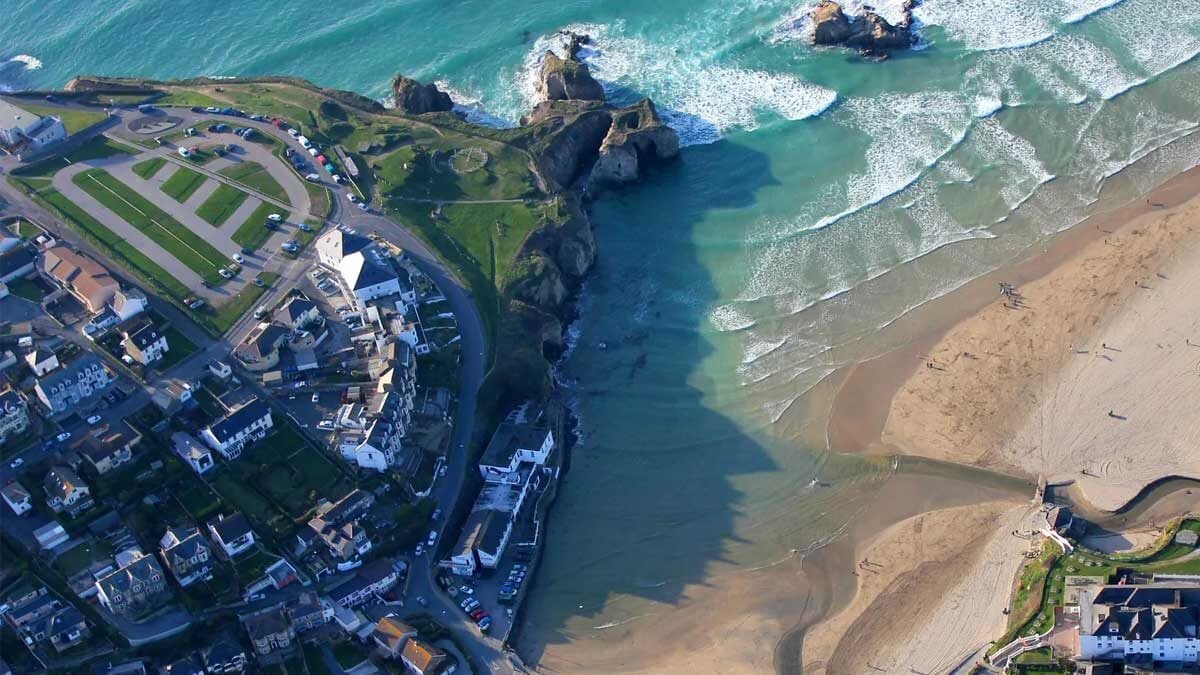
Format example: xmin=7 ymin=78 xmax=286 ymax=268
xmin=390 ymin=75 xmax=454 ymax=114
xmin=589 ymin=99 xmax=680 ymax=192
xmin=506 ymin=195 xmax=596 ymax=316
xmin=537 ymin=52 xmax=605 ymax=103
xmin=810 ymin=0 xmax=919 ymax=55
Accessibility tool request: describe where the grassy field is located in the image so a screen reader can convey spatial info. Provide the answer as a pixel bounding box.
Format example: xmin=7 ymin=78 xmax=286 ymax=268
xmin=73 ymin=169 xmax=230 ymax=283
xmin=159 ymin=165 xmax=208 ymax=202
xmin=5 ymin=277 xmax=46 ymax=302
xmin=17 ymin=103 xmax=107 ymax=135
xmin=196 ymin=183 xmax=249 ymax=226
xmin=132 ymin=157 xmax=167 ymax=179
xmin=218 ymin=161 xmax=289 ymax=204
xmin=9 ymin=136 xmax=133 ymax=183
xmin=230 ymin=201 xmax=278 ymax=250
xmin=153 ymin=325 xmax=200 ymax=370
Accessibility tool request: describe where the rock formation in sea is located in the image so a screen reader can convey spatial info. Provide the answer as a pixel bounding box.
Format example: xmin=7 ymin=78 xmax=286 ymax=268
xmin=809 ymin=0 xmax=919 ymax=56
xmin=390 ymin=75 xmax=454 ymax=114
xmin=521 ymin=42 xmax=680 ymax=195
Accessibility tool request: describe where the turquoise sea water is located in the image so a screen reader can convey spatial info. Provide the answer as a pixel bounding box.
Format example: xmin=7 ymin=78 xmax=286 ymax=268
xmin=6 ymin=0 xmax=1200 ymax=662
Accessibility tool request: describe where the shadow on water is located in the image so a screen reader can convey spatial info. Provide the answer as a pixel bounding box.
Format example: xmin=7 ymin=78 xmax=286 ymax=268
xmin=516 ymin=134 xmax=785 ymax=665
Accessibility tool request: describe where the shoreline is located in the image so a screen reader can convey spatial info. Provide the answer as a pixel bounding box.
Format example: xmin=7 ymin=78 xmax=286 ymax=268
xmin=806 ymin=160 xmax=1200 ymax=671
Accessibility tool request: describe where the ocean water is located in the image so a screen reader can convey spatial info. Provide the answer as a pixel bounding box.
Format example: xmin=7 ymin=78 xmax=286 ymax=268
xmin=6 ymin=0 xmax=1200 ymax=662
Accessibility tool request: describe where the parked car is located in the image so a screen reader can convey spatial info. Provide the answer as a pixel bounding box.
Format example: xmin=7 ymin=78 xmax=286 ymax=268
xmin=205 ymin=106 xmax=220 ymax=113
xmin=438 ymin=465 xmax=447 ymax=477
xmin=218 ymin=268 xmax=232 ymax=279
xmin=358 ymin=202 xmax=369 ymax=212
xmin=347 ymin=192 xmax=358 ymax=204
xmin=427 ymin=531 xmax=437 ymax=547
xmin=311 ymin=393 xmax=319 ymax=403
xmin=470 ymin=609 xmax=487 ymax=621
xmin=55 ymin=432 xmax=71 ymax=443
xmin=241 ymin=246 xmax=255 ymax=255
xmin=477 ymin=616 xmax=492 ymax=632
xmin=460 ymin=585 xmax=474 ymax=596
xmin=305 ymin=173 xmax=321 ymax=182
xmin=307 ymin=147 xmax=318 ymax=156
xmin=10 ymin=458 xmax=24 ymax=468
xmin=416 ymin=596 xmax=429 ymax=607
xmin=317 ymin=420 xmax=335 ymax=430
xmin=253 ymin=306 xmax=268 ymax=320
xmin=267 ymin=213 xmax=283 ymax=222
xmin=233 ymin=253 xmax=244 ymax=264
xmin=432 ymin=508 xmax=442 ymax=520
xmin=287 ymin=128 xmax=300 ymax=138
xmin=87 ymin=415 xmax=102 ymax=425
xmin=298 ymin=223 xmax=312 ymax=232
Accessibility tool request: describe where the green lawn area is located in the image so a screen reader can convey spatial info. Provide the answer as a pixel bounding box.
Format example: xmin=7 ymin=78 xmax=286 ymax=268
xmin=153 ymin=325 xmax=200 ymax=370
xmin=230 ymin=201 xmax=278 ymax=251
xmin=159 ymin=165 xmax=208 ymax=202
xmin=332 ymin=641 xmax=367 ymax=670
xmin=210 ymin=473 xmax=291 ymax=541
xmin=73 ymin=169 xmax=230 ymax=283
xmin=155 ymin=90 xmax=227 ymax=108
xmin=131 ymin=157 xmax=167 ymax=179
xmin=9 ymin=136 xmax=134 ymax=182
xmin=17 ymin=103 xmax=107 ymax=135
xmin=303 ymin=644 xmax=335 ymax=675
xmin=52 ymin=539 xmax=114 ymax=578
xmin=175 ymin=481 xmax=223 ymax=520
xmin=9 ymin=219 xmax=40 ymax=238
xmin=234 ymin=421 xmax=351 ymax=518
xmin=195 ymin=183 xmax=249 ymax=226
xmin=5 ymin=277 xmax=46 ymax=302
xmin=373 ymin=137 xmax=539 ymax=202
xmin=218 ymin=161 xmax=289 ymax=204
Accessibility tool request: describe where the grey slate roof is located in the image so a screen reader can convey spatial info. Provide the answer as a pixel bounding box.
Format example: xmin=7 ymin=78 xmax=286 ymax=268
xmin=206 ymin=398 xmax=270 ymax=444
xmin=480 ymin=423 xmax=550 ymax=469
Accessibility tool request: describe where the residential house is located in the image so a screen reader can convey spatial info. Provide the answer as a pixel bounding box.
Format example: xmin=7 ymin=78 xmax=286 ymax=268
xmin=25 ymin=345 xmax=58 ymax=376
xmin=41 ymin=246 xmax=118 ymax=312
xmin=233 ymin=322 xmax=287 ymax=371
xmin=278 ymin=296 xmax=320 ymax=330
xmin=110 ymin=287 xmax=148 ymax=322
xmin=200 ymin=398 xmax=273 ymax=461
xmin=0 ymin=245 xmax=36 ymax=283
xmin=208 ymin=512 xmax=256 ymax=559
xmin=94 ymin=551 xmax=172 ymax=618
xmin=121 ymin=324 xmax=169 ymax=365
xmin=401 ymin=639 xmax=448 ymax=675
xmin=1 ymin=481 xmax=31 ymax=516
xmin=339 ymin=418 xmax=405 ymax=473
xmin=372 ymin=616 xmax=418 ymax=658
xmin=43 ymin=465 xmax=93 ymax=517
xmin=478 ymin=421 xmax=553 ymax=480
xmin=264 ymin=558 xmax=299 ymax=590
xmin=32 ymin=522 xmax=69 ymax=550
xmin=242 ymin=607 xmax=296 ymax=665
xmin=159 ymin=527 xmax=213 ymax=587
xmin=326 ymin=559 xmax=399 ymax=608
xmin=1079 ymin=585 xmax=1200 ymax=665
xmin=203 ymin=637 xmax=249 ymax=674
xmin=77 ymin=429 xmax=140 ymax=475
xmin=207 ymin=360 xmax=233 ymax=380
xmin=286 ymin=592 xmax=334 ymax=632
xmin=1 ymin=585 xmax=90 ymax=653
xmin=0 ymin=387 xmax=30 ymax=444
xmin=171 ymin=431 xmax=214 ymax=475
xmin=304 ymin=489 xmax=375 ymax=563
xmin=0 ymin=100 xmax=66 ymax=149
xmin=34 ymin=353 xmax=111 ymax=413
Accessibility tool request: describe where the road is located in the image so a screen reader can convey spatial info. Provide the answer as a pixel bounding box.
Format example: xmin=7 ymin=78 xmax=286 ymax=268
xmin=1 ymin=99 xmax=509 ymax=671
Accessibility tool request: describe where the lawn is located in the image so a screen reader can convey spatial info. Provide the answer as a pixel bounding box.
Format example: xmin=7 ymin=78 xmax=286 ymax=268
xmin=9 ymin=219 xmax=40 ymax=238
xmin=230 ymin=201 xmax=278 ymax=251
xmin=52 ymin=539 xmax=114 ymax=578
xmin=303 ymin=644 xmax=335 ymax=675
xmin=17 ymin=103 xmax=107 ymax=135
xmin=195 ymin=183 xmax=249 ymax=226
xmin=175 ymin=481 xmax=223 ymax=520
xmin=332 ymin=641 xmax=367 ymax=670
xmin=218 ymin=161 xmax=289 ymax=204
xmin=153 ymin=325 xmax=200 ymax=370
xmin=9 ymin=136 xmax=133 ymax=181
xmin=235 ymin=421 xmax=351 ymax=518
xmin=210 ymin=473 xmax=291 ymax=541
xmin=160 ymin=165 xmax=208 ymax=202
xmin=5 ymin=276 xmax=46 ymax=302
xmin=73 ymin=169 xmax=230 ymax=283
xmin=131 ymin=157 xmax=167 ymax=179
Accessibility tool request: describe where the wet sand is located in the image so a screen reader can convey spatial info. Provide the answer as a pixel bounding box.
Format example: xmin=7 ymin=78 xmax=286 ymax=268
xmin=812 ymin=166 xmax=1200 ymax=671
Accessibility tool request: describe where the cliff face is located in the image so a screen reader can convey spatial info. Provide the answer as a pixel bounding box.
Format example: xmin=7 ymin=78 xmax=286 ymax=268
xmin=589 ymin=99 xmax=680 ymax=192
xmin=390 ymin=75 xmax=454 ymax=114
xmin=537 ymin=52 xmax=605 ymax=103
xmin=506 ymin=195 xmax=596 ymax=314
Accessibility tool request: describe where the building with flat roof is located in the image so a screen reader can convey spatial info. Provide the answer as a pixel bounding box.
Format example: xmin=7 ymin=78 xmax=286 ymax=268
xmin=0 ymin=99 xmax=66 ymax=151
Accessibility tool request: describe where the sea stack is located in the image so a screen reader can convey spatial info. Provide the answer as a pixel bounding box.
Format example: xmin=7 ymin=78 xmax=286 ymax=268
xmin=537 ymin=51 xmax=605 ymax=103
xmin=810 ymin=0 xmax=919 ymax=56
xmin=390 ymin=75 xmax=454 ymax=114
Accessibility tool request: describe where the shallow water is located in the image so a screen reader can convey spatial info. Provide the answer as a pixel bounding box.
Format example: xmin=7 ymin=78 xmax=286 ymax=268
xmin=5 ymin=0 xmax=1199 ymax=663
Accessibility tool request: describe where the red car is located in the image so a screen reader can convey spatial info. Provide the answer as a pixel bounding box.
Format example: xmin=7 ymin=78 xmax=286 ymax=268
xmin=470 ymin=609 xmax=487 ymax=621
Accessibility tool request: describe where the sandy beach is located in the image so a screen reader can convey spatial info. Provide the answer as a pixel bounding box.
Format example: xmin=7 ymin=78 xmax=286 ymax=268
xmin=805 ymin=168 xmax=1200 ymax=672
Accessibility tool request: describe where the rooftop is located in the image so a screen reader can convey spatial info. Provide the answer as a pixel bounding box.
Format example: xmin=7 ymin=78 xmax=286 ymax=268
xmin=480 ymin=422 xmax=551 ymax=469
xmin=206 ymin=398 xmax=270 ymax=443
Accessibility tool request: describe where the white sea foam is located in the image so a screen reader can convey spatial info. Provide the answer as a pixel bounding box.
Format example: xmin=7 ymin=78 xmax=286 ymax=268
xmin=0 ymin=54 xmax=43 ymax=92
xmin=914 ymin=0 xmax=1133 ymax=51
xmin=432 ymin=79 xmax=515 ymax=128
xmin=709 ymin=303 xmax=757 ymax=333
xmin=1096 ymin=0 xmax=1200 ymax=80
xmin=7 ymin=54 xmax=42 ymax=70
xmin=519 ymin=22 xmax=837 ymax=145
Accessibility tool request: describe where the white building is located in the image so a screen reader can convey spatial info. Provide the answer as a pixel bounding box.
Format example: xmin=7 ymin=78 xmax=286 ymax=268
xmin=1080 ymin=585 xmax=1200 ymax=666
xmin=207 ymin=512 xmax=256 ymax=559
xmin=122 ymin=324 xmax=169 ymax=365
xmin=339 ymin=250 xmax=402 ymax=301
xmin=1 ymin=481 xmax=32 ymax=516
xmin=315 ymin=229 xmax=371 ymax=268
xmin=0 ymin=100 xmax=67 ymax=149
xmin=111 ymin=288 xmax=148 ymax=321
xmin=25 ymin=346 xmax=58 ymax=376
xmin=200 ymin=398 xmax=273 ymax=460
xmin=338 ymin=418 xmax=403 ymax=472
xmin=171 ymin=431 xmax=214 ymax=475
xmin=477 ymin=422 xmax=554 ymax=480
xmin=34 ymin=353 xmax=110 ymax=413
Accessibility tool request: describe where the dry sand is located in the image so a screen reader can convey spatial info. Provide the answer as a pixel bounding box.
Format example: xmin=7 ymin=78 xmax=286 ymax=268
xmin=878 ymin=185 xmax=1200 ymax=510
xmin=802 ymin=501 xmax=1033 ymax=675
